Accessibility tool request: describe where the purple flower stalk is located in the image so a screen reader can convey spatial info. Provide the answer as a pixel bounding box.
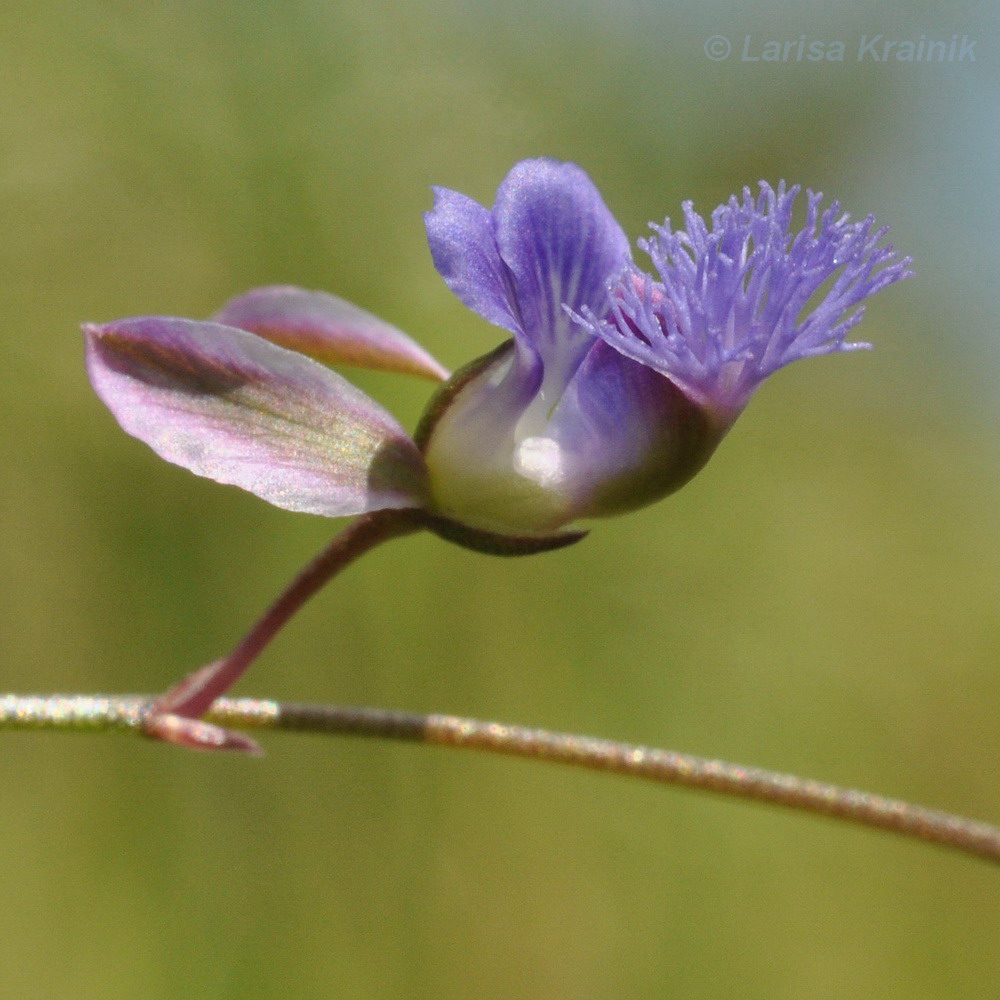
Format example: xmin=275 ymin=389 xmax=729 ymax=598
xmin=84 ymin=159 xmax=910 ymax=750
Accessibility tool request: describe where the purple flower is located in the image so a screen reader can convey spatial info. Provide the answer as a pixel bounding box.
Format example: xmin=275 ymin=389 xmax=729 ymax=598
xmin=85 ymin=159 xmax=910 ymax=547
xmin=83 ymin=159 xmax=912 ymax=751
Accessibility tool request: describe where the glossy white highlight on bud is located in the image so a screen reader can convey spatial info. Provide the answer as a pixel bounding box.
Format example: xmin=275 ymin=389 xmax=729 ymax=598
xmin=515 ymin=436 xmax=563 ymax=489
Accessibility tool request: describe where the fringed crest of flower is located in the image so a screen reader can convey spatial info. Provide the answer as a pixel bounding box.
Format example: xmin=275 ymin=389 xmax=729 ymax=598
xmin=578 ymin=181 xmax=913 ymax=419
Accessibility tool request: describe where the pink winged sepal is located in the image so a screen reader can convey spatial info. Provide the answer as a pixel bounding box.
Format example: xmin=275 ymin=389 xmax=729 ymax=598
xmin=84 ymin=317 xmax=430 ymax=517
xmin=214 ymin=285 xmax=449 ymax=382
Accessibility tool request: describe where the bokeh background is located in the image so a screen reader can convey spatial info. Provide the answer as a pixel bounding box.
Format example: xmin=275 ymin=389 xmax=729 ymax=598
xmin=2 ymin=1 xmax=999 ymax=997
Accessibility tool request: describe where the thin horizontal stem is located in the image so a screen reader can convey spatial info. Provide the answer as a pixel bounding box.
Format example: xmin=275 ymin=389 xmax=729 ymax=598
xmin=2 ymin=693 xmax=999 ymax=867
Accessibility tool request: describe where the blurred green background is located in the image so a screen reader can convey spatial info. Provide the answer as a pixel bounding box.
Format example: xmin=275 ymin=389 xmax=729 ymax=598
xmin=2 ymin=1 xmax=999 ymax=997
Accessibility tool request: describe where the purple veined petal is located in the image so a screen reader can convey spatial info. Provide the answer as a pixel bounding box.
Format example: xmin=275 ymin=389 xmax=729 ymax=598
xmin=425 ymin=187 xmax=523 ymax=336
xmin=492 ymin=159 xmax=632 ymax=356
xmin=214 ymin=285 xmax=449 ymax=382
xmin=84 ymin=317 xmax=429 ymax=517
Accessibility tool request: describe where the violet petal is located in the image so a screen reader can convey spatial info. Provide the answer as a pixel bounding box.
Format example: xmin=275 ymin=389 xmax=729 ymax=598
xmin=492 ymin=159 xmax=631 ymax=355
xmin=425 ymin=187 xmax=522 ymax=336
